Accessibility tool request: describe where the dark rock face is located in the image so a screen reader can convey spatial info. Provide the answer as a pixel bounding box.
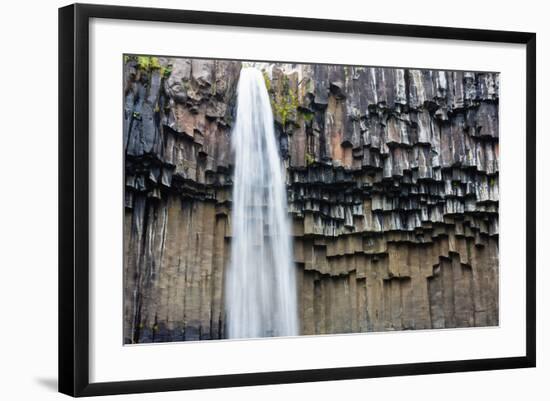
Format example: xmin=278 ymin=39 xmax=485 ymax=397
xmin=123 ymin=56 xmax=499 ymax=343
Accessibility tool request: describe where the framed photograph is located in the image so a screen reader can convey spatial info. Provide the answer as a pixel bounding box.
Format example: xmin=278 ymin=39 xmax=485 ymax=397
xmin=58 ymin=3 xmax=536 ymax=397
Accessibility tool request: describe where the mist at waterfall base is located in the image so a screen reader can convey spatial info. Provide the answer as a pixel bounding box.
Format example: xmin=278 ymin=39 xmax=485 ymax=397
xmin=225 ymin=68 xmax=299 ymax=339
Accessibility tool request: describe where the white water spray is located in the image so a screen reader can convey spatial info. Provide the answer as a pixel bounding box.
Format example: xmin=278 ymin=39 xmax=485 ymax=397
xmin=225 ymin=68 xmax=299 ymax=339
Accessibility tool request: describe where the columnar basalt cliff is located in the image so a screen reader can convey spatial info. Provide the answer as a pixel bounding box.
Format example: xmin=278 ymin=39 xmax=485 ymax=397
xmin=123 ymin=56 xmax=499 ymax=343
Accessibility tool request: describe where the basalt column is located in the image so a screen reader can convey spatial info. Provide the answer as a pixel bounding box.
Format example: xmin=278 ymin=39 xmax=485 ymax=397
xmin=123 ymin=57 xmax=499 ymax=343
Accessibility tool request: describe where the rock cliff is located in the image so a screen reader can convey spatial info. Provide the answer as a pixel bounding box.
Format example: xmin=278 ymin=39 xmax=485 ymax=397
xmin=123 ymin=56 xmax=499 ymax=343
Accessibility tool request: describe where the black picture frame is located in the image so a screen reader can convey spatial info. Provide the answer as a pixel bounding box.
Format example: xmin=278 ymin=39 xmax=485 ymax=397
xmin=58 ymin=3 xmax=536 ymax=397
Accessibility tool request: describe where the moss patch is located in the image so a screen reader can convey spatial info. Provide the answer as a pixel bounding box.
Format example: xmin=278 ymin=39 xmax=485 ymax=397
xmin=262 ymin=70 xmax=272 ymax=92
xmin=300 ymin=109 xmax=315 ymax=122
xmin=271 ymin=75 xmax=299 ymax=126
xmin=136 ymin=56 xmax=161 ymax=71
xmin=305 ymin=152 xmax=315 ymax=166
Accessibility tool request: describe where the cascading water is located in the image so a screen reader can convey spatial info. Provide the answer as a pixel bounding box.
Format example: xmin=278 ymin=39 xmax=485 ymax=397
xmin=225 ymin=67 xmax=299 ymax=339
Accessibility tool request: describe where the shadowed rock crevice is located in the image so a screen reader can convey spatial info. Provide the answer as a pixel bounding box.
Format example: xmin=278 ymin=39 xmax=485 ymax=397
xmin=123 ymin=56 xmax=499 ymax=343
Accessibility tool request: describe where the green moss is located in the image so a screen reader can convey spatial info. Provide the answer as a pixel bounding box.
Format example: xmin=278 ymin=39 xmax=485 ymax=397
xmin=160 ymin=64 xmax=173 ymax=78
xmin=281 ymin=74 xmax=290 ymax=92
xmin=137 ymin=56 xmax=151 ymax=70
xmin=262 ymin=70 xmax=271 ymax=91
xmin=136 ymin=56 xmax=161 ymax=71
xmin=291 ymin=91 xmax=298 ymax=108
xmin=300 ymin=109 xmax=314 ymax=122
xmin=149 ymin=57 xmax=161 ymax=70
xmin=305 ymin=152 xmax=315 ymax=166
xmin=272 ymin=86 xmax=299 ymax=126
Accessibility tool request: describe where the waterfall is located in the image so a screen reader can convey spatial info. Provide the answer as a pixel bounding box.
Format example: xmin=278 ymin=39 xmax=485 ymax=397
xmin=225 ymin=68 xmax=299 ymax=339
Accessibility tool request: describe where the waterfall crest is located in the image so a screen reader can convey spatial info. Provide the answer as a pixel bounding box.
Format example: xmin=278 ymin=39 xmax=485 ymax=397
xmin=226 ymin=68 xmax=299 ymax=339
